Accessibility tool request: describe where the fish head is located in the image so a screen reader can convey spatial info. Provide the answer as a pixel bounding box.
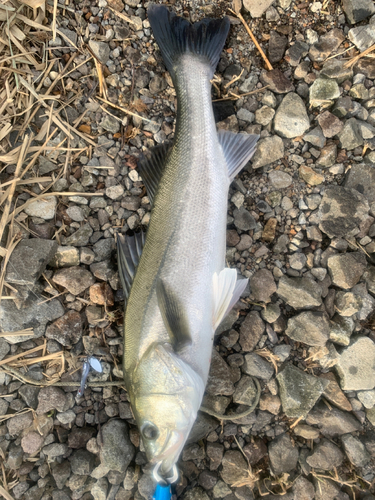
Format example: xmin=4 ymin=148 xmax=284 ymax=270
xmin=132 ymin=343 xmax=204 ymax=477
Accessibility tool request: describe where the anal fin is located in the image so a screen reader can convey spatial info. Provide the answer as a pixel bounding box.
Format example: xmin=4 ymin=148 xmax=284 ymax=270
xmin=213 ymin=268 xmax=248 ymax=330
xmin=218 ymin=130 xmax=259 ymax=181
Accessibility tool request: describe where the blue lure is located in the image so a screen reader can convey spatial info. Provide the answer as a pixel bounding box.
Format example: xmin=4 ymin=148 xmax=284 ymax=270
xmin=77 ymin=356 xmax=103 ymax=398
xmin=153 ymin=484 xmax=172 ymax=500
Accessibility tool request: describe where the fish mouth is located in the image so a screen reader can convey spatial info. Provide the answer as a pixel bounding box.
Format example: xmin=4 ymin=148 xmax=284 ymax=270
xmin=151 ymin=429 xmax=185 ymax=476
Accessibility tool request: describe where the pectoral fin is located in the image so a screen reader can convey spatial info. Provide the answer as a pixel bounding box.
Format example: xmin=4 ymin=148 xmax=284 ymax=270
xmin=156 ymin=279 xmax=192 ymax=351
xmin=218 ymin=130 xmax=259 ymax=181
xmin=213 ymin=268 xmax=248 ymax=330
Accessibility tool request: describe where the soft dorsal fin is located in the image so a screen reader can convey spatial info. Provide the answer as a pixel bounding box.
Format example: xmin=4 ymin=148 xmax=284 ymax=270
xmin=117 ymin=231 xmax=145 ymax=303
xmin=213 ymin=268 xmax=248 ymax=330
xmin=156 ymin=278 xmax=192 ymax=351
xmin=217 ymin=130 xmax=259 ymax=181
xmin=138 ymin=143 xmax=171 ymax=204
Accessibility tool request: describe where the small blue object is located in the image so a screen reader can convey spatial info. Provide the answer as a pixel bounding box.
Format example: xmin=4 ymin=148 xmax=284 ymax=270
xmin=153 ymin=483 xmax=172 ymax=500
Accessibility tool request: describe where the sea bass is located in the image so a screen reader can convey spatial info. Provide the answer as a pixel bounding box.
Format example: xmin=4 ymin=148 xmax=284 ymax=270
xmin=117 ymin=4 xmax=259 ymax=481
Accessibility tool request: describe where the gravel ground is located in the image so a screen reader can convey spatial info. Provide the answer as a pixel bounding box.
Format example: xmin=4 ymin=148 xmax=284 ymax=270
xmin=1 ymin=0 xmax=375 ymax=499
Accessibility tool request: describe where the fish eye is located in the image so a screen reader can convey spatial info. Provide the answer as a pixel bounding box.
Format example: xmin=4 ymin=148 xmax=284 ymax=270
xmin=141 ymin=422 xmax=159 ymax=440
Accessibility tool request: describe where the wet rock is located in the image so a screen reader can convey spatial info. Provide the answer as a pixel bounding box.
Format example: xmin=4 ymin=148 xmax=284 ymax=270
xmin=206 ymin=349 xmax=235 ymax=396
xmin=306 ymin=402 xmax=361 ymax=437
xmin=268 ymin=433 xmax=298 ymax=476
xmin=277 ymin=275 xmax=322 ymax=309
xmin=243 ymin=0 xmax=275 ymax=17
xmin=309 ymin=78 xmax=340 ymax=107
xmin=349 ymin=24 xmax=375 ymax=52
xmin=274 ymin=93 xmax=309 ymax=138
xmin=239 ymin=311 xmax=265 ymax=352
xmin=50 ymin=246 xmax=80 ymax=267
xmin=317 ymin=111 xmax=344 ymax=138
xmin=0 ymin=294 xmax=64 ymax=343
xmin=5 ymin=239 xmax=57 ymax=285
xmin=250 ymin=269 xmax=276 ymax=302
xmin=100 ymin=420 xmax=135 ymax=473
xmin=336 ymin=336 xmax=375 ymax=390
xmin=268 ymin=171 xmax=292 ymax=189
xmin=268 ymin=31 xmax=287 ymax=63
xmin=220 ymin=450 xmax=248 ymax=485
xmin=37 ymin=386 xmax=68 ymax=414
xmin=338 ymin=117 xmax=363 ymax=150
xmin=345 ymin=163 xmax=375 ymax=204
xmin=286 ymin=311 xmax=330 ymax=346
xmin=233 ymin=207 xmax=257 ymax=231
xmin=45 ymin=310 xmax=82 ymax=347
xmin=53 ymin=266 xmax=95 ymax=295
xmin=251 ymin=136 xmax=284 ymax=169
xmin=277 ymin=364 xmax=327 ymax=419
xmin=243 ymin=352 xmax=274 ymax=380
xmin=318 ymin=186 xmax=369 ymax=238
xmin=306 ymin=439 xmax=344 ymax=470
xmin=24 ymin=196 xmax=57 ymax=220
xmin=89 ymin=40 xmax=110 ymax=64
xmin=260 ymin=69 xmax=294 ymax=94
xmin=319 ymin=372 xmax=352 ymax=411
xmin=342 ymin=0 xmax=375 ymax=23
xmin=327 ymin=253 xmax=366 ymax=289
xmin=309 ymin=29 xmax=345 ymax=62
xmin=341 ymin=433 xmax=371 ymax=467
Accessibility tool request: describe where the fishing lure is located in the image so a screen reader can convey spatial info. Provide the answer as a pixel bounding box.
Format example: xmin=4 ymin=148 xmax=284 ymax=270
xmin=153 ymin=484 xmax=172 ymax=500
xmin=77 ymin=356 xmax=103 ymax=398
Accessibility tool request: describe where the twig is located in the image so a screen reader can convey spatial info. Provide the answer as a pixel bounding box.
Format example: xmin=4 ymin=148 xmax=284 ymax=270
xmin=344 ymin=43 xmax=375 ymax=68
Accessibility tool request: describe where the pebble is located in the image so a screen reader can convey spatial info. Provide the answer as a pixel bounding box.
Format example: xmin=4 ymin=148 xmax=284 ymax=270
xmin=286 ymin=311 xmax=330 ymax=346
xmin=242 ymin=352 xmax=274 ymax=380
xmin=274 ymin=93 xmax=310 ymax=138
xmin=341 ymin=434 xmax=371 ymax=467
xmin=106 ymin=185 xmax=124 ymax=200
xmin=342 ymin=0 xmax=375 ymax=23
xmin=233 ymin=207 xmax=257 ymax=231
xmin=327 ymin=252 xmax=367 ymax=289
xmin=99 ymin=420 xmax=135 ymax=473
xmin=357 ymin=390 xmax=375 ymax=409
xmin=62 ymin=223 xmax=93 ymax=246
xmin=317 ymin=110 xmax=344 ymax=138
xmin=45 ymin=310 xmax=82 ymax=347
xmin=338 ymin=117 xmax=364 ymax=150
xmin=89 ymin=40 xmax=110 ymax=64
xmin=319 ymin=372 xmax=352 ymax=411
xmin=243 ymin=0 xmax=274 ymax=17
xmin=306 ymin=439 xmax=344 ymax=470
xmin=268 ymin=170 xmax=292 ymax=189
xmin=306 ymin=402 xmax=361 ymax=437
xmin=277 ymin=275 xmax=322 ymax=309
xmin=299 ymin=165 xmax=324 ymax=186
xmin=53 ymin=266 xmax=96 ymax=295
xmin=239 ymin=311 xmax=265 ymax=351
xmin=50 ymin=246 xmax=80 ymax=267
xmin=220 ymin=450 xmax=248 ymax=485
xmin=24 ymin=196 xmax=57 ymax=220
xmin=37 ymin=386 xmax=67 ymax=414
xmin=293 ymin=424 xmax=320 ymax=440
xmin=336 ymin=336 xmax=375 ymax=390
xmin=268 ymin=433 xmax=299 ymax=476
xmin=309 ymin=78 xmax=340 ymax=107
xmin=249 ymin=269 xmax=276 ymax=302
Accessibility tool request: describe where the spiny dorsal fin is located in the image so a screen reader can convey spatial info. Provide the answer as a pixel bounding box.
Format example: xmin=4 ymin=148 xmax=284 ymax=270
xmin=156 ymin=278 xmax=192 ymax=352
xmin=117 ymin=231 xmax=145 ymax=303
xmin=138 ymin=143 xmax=171 ymax=204
xmin=217 ymin=130 xmax=259 ymax=182
xmin=213 ymin=268 xmax=248 ymax=330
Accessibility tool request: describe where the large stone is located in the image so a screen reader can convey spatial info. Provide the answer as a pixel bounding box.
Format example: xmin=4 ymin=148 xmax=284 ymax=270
xmin=338 ymin=118 xmax=363 ymax=150
xmin=286 ymin=311 xmax=330 ymax=346
xmin=342 ymin=0 xmax=375 ymax=23
xmin=349 ymin=24 xmax=375 ymax=52
xmin=341 ymin=434 xmax=371 ymax=467
xmin=206 ymin=349 xmax=235 ymax=396
xmin=260 ymin=69 xmax=294 ymax=94
xmin=100 ymin=420 xmax=135 ymax=473
xmin=45 ymin=311 xmax=82 ymax=347
xmin=5 ymin=239 xmax=57 ymax=285
xmin=24 ymin=196 xmax=57 ymax=220
xmin=318 ymin=185 xmax=369 ymax=238
xmin=53 ymin=266 xmax=96 ymax=295
xmin=345 ymin=163 xmax=375 ymax=204
xmin=89 ymin=40 xmax=110 ymax=64
xmin=306 ymin=439 xmax=344 ymax=470
xmin=268 ymin=433 xmax=298 ymax=476
xmin=0 ymin=294 xmax=64 ymax=343
xmin=274 ymin=93 xmax=310 ymax=138
xmin=36 ymin=386 xmax=67 ymax=414
xmin=309 ymin=29 xmax=345 ymax=62
xmin=220 ymin=450 xmax=248 ymax=485
xmin=327 ymin=253 xmax=367 ymax=289
xmin=319 ymin=372 xmax=352 ymax=412
xmin=268 ymin=31 xmax=287 ymax=63
xmin=243 ymin=0 xmax=275 ymax=17
xmin=277 ymin=275 xmax=322 ymax=309
xmin=306 ymin=402 xmax=361 ymax=437
xmin=336 ymin=336 xmax=375 ymax=390
xmin=239 ymin=311 xmax=265 ymax=352
xmin=277 ymin=364 xmax=327 ymax=419
xmin=243 ymin=353 xmax=274 ymax=380
xmin=250 ymin=269 xmax=276 ymax=302
xmin=61 ymin=223 xmax=93 ymax=247
xmin=309 ymin=78 xmax=340 ymax=107
xmin=251 ymin=136 xmax=284 ymax=169
xmin=320 ymin=59 xmax=354 ymax=84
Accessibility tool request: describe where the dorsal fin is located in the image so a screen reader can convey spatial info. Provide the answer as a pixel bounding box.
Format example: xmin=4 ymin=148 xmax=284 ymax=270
xmin=213 ymin=268 xmax=248 ymax=330
xmin=217 ymin=130 xmax=259 ymax=181
xmin=117 ymin=231 xmax=145 ymax=303
xmin=156 ymin=278 xmax=192 ymax=352
xmin=138 ymin=143 xmax=171 ymax=204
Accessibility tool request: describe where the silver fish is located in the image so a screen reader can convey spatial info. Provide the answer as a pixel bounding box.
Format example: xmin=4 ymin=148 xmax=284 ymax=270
xmin=117 ymin=4 xmax=259 ymax=480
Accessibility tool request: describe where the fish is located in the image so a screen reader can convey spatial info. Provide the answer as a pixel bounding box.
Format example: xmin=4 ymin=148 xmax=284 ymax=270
xmin=117 ymin=4 xmax=259 ymax=481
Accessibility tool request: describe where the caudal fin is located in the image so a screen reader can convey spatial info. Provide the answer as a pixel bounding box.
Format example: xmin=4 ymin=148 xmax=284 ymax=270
xmin=147 ymin=4 xmax=230 ymax=81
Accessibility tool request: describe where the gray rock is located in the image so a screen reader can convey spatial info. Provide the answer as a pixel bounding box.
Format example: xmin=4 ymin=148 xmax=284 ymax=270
xmin=18 ymin=385 xmax=40 ymax=410
xmin=358 ymin=390 xmax=375 ymax=409
xmin=327 ymin=253 xmax=366 ymax=289
xmin=220 ymin=450 xmax=248 ymax=485
xmin=268 ymin=31 xmax=288 ymax=64
xmin=268 ymin=170 xmax=292 ymax=189
xmin=5 ymin=239 xmax=57 ymax=285
xmin=233 ymin=375 xmax=258 ymax=406
xmin=313 ymin=477 xmax=350 ymax=500
xmin=239 ymin=311 xmax=265 ymax=352
xmin=341 ymin=434 xmax=371 ymax=467
xmin=292 ymin=477 xmax=315 ymax=500
xmin=206 ymin=442 xmax=224 ymax=471
xmin=100 ymin=420 xmax=134 ymax=473
xmin=338 ymin=118 xmax=363 ymax=150
xmin=7 ymin=412 xmax=33 ymax=435
xmin=243 ymin=0 xmax=275 ymax=17
xmin=106 ymin=185 xmax=124 ymax=200
xmin=306 ymin=439 xmax=344 ymax=470
xmin=329 ymin=315 xmax=355 ymax=346
xmin=43 ymin=443 xmax=69 ymax=458
xmin=37 ymin=386 xmax=68 ymax=414
xmin=277 ymin=364 xmax=327 ymax=418
xmin=261 ymin=303 xmax=280 ymax=323
xmin=93 ymin=238 xmax=115 ymax=262
xmin=309 ymin=29 xmax=345 ymax=62
xmin=233 ymin=207 xmax=257 ymax=231
xmin=62 ymin=223 xmax=93 ymax=246
xmin=188 ymin=414 xmax=218 ymax=443
xmin=91 ymin=478 xmax=108 ymax=500
xmin=306 ymin=402 xmax=361 ymax=437
xmin=0 ymin=294 xmax=64 ymax=343
xmin=251 ymin=136 xmax=284 ymax=169
xmin=274 ymin=93 xmax=310 ymax=138
xmin=349 ymin=24 xmax=375 ymax=52
xmin=0 ymin=338 xmax=10 ymax=361
xmin=45 ymin=310 xmax=82 ymax=346
xmin=318 ymin=186 xmax=369 ymax=238
xmin=250 ymin=269 xmax=276 ymax=302
xmin=286 ymin=311 xmax=330 ymax=346
xmin=53 ymin=266 xmax=95 ymax=295
xmin=277 ymin=275 xmax=322 ymax=309
xmin=50 ymin=246 xmax=80 ymax=267
xmin=304 ymin=126 xmax=326 ymax=148
xmin=51 ymin=461 xmax=71 ymax=490
xmin=69 ymin=449 xmax=96 ymax=476
xmin=317 ymin=110 xmax=344 ymax=138
xmin=320 ymin=59 xmax=354 ymax=84
xmin=342 ymin=0 xmax=375 ymax=23
xmin=336 ymin=336 xmax=375 ymax=390
xmin=206 ymin=349 xmax=235 ymax=396
xmin=242 ymin=353 xmax=274 ymax=380
xmin=335 ymin=291 xmax=362 ymax=316
xmin=89 ymin=40 xmax=110 ymax=64
xmin=345 ymin=163 xmax=375 ymax=204
xmin=268 ymin=433 xmax=298 ymax=476
xmin=24 ymin=196 xmax=57 ymax=220
xmin=309 ymin=78 xmax=340 ymax=107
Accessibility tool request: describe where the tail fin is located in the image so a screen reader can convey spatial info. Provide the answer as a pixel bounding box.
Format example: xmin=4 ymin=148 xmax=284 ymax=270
xmin=147 ymin=4 xmax=230 ymax=80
